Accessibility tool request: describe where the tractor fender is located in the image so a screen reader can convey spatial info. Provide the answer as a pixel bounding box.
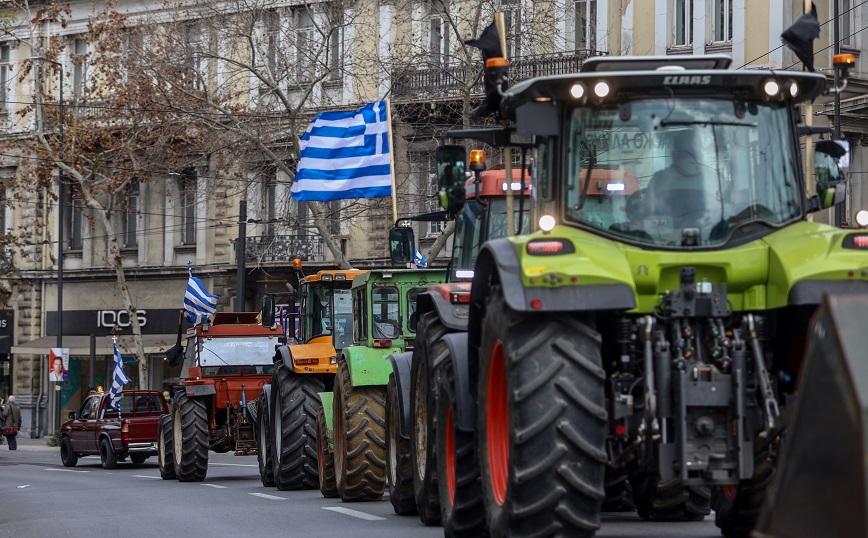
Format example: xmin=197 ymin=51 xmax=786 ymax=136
xmin=440 ymin=332 xmax=475 ymax=433
xmin=788 ymin=279 xmax=868 ymax=305
xmin=416 ymin=288 xmax=470 ymax=331
xmin=274 ymin=345 xmax=291 ymax=366
xmin=388 ymin=351 xmax=413 ymax=438
xmin=317 ymin=391 xmax=334 ymax=445
xmin=342 ymin=345 xmax=396 ymax=387
xmin=184 ymin=384 xmax=216 ymax=397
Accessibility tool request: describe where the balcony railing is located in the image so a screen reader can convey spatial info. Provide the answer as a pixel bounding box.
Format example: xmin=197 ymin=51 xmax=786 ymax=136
xmin=242 ymin=234 xmax=325 ymax=264
xmin=393 ymin=50 xmax=607 ymax=100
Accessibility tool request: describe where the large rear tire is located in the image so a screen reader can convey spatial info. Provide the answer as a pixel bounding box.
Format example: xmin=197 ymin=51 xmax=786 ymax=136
xmin=410 ymin=311 xmax=449 ymax=525
xmin=712 ymin=436 xmax=775 ymax=537
xmin=60 ymin=436 xmax=78 ymax=468
xmin=386 ymin=371 xmax=416 ymax=515
xmin=255 ymin=392 xmax=276 ymax=487
xmin=172 ymin=391 xmax=209 ymax=482
xmin=158 ymin=414 xmax=176 ymax=480
xmin=334 ymin=358 xmax=387 ymax=501
xmin=478 ymin=289 xmax=607 ymax=538
xmin=270 ymin=363 xmax=323 ymax=490
xmin=100 ymin=438 xmax=118 ymax=469
xmin=317 ymin=405 xmax=338 ymax=498
xmin=437 ymin=360 xmax=488 ymax=537
xmin=631 ymin=475 xmax=711 ymax=521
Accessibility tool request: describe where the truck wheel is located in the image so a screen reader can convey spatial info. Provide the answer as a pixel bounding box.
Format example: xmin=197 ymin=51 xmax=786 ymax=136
xmin=158 ymin=414 xmax=177 ymax=480
xmin=316 ymin=405 xmax=338 ymax=498
xmin=100 ymin=438 xmax=118 ymax=469
xmin=631 ymin=475 xmax=711 ymax=521
xmin=60 ymin=437 xmax=78 ymax=467
xmin=270 ymin=364 xmax=323 ymax=490
xmin=712 ymin=437 xmax=775 ymax=537
xmin=411 ymin=311 xmax=449 ymax=524
xmin=437 ymin=361 xmax=487 ymax=537
xmin=478 ymin=289 xmax=607 ymax=538
xmin=172 ymin=391 xmax=209 ymax=482
xmin=334 ymin=358 xmax=387 ymax=501
xmin=386 ymin=371 xmax=416 ymax=515
xmin=255 ymin=392 xmax=276 ymax=487
xmin=130 ymin=454 xmax=148 ymax=464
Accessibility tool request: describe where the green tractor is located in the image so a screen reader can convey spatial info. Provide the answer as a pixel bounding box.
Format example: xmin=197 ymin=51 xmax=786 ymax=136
xmin=429 ymin=53 xmax=867 ymax=538
xmin=316 ymin=268 xmax=447 ymax=501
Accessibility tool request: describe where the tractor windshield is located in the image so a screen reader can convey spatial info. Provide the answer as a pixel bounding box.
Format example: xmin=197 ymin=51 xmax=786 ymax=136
xmin=566 ymin=98 xmax=802 ymax=247
xmin=451 ymin=198 xmax=529 ymax=279
xmin=302 ymin=283 xmax=352 ymax=350
xmin=198 ymin=337 xmax=278 ymax=372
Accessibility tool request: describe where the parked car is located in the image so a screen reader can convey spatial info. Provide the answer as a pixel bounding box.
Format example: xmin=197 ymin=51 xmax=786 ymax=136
xmin=59 ymin=390 xmax=169 ymax=468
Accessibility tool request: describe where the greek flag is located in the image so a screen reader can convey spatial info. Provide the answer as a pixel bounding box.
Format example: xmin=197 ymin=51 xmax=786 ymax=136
xmin=184 ymin=263 xmax=218 ymax=326
xmin=413 ymin=248 xmax=427 ymax=269
xmin=290 ymin=100 xmax=392 ymax=202
xmin=108 ymin=342 xmax=132 ymax=411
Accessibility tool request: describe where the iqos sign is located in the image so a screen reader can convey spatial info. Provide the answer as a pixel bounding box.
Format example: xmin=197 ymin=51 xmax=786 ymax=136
xmin=96 ymin=310 xmax=148 ymax=328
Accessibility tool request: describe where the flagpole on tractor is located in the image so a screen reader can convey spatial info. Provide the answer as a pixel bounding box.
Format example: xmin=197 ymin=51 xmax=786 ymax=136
xmin=493 ymin=12 xmax=515 ymax=236
xmin=803 ymin=0 xmax=815 ymax=206
xmin=385 ymin=98 xmax=398 ymax=224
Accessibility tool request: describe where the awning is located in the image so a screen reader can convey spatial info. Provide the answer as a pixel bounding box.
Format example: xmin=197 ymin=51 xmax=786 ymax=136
xmin=11 ymin=334 xmax=181 ymax=356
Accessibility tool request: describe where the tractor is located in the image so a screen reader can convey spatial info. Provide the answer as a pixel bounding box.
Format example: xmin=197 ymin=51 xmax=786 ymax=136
xmin=158 ymin=307 xmax=284 ymax=482
xmin=405 ymin=52 xmax=866 ymax=538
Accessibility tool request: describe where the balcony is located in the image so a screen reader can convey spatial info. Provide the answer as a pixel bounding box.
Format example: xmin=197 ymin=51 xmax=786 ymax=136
xmin=393 ymin=50 xmax=607 ymax=100
xmin=241 ymin=234 xmax=325 ymax=264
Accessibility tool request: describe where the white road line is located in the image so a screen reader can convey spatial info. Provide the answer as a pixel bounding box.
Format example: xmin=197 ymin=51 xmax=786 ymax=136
xmin=321 ymin=507 xmax=386 ymax=521
xmin=208 ymin=462 xmax=258 ymax=467
xmin=201 ymin=484 xmax=228 ymax=489
xmin=44 ymin=468 xmax=89 ymax=473
xmin=132 ymin=475 xmax=162 ymax=479
xmin=248 ymin=493 xmax=287 ymax=500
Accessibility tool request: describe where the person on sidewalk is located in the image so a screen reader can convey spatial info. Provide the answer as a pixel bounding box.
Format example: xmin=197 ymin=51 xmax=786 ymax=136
xmin=3 ymin=395 xmax=22 ymax=450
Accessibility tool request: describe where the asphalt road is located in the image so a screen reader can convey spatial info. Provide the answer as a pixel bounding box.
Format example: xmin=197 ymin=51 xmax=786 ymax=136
xmin=0 ymin=438 xmax=720 ymax=538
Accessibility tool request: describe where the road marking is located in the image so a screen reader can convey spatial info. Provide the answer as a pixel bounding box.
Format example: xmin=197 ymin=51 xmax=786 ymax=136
xmin=44 ymin=468 xmax=89 ymax=473
xmin=201 ymin=484 xmax=228 ymax=489
xmin=248 ymin=493 xmax=286 ymax=500
xmin=208 ymin=462 xmax=257 ymax=467
xmin=132 ymin=475 xmax=162 ymax=479
xmin=322 ymin=507 xmax=386 ymax=521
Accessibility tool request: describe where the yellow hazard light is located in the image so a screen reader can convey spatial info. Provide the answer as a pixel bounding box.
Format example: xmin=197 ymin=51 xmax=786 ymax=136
xmin=469 ymin=150 xmax=487 ymax=171
xmin=833 ymin=53 xmax=856 ymax=67
xmin=485 ymin=57 xmax=509 ymax=68
xmin=292 ymin=258 xmax=302 ymax=268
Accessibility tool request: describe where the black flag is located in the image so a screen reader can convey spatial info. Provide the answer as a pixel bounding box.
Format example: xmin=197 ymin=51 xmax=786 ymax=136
xmin=466 ymin=22 xmax=508 ymax=119
xmin=781 ymin=2 xmax=820 ymax=71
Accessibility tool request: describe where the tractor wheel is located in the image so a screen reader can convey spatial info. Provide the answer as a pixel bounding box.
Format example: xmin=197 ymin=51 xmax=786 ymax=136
xmin=631 ymin=475 xmax=711 ymax=521
xmin=602 ymin=470 xmax=635 ymax=512
xmin=130 ymin=454 xmax=148 ymax=464
xmin=386 ymin=371 xmax=416 ymax=515
xmin=255 ymin=392 xmax=276 ymax=487
xmin=437 ymin=361 xmax=487 ymax=537
xmin=410 ymin=311 xmax=450 ymax=525
xmin=60 ymin=437 xmax=78 ymax=468
xmin=172 ymin=391 xmax=209 ymax=482
xmin=316 ymin=405 xmax=338 ymax=498
xmin=478 ymin=288 xmax=607 ymax=538
xmin=100 ymin=438 xmax=118 ymax=469
xmin=712 ymin=436 xmax=776 ymax=537
xmin=270 ymin=363 xmax=323 ymax=490
xmin=158 ymin=414 xmax=176 ymax=480
xmin=334 ymin=358 xmax=387 ymax=501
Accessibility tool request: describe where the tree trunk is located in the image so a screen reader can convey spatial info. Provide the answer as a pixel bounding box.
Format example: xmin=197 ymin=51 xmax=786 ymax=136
xmin=424 ymin=220 xmax=455 ymax=263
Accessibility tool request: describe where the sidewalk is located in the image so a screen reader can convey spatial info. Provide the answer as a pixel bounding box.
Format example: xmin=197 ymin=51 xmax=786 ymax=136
xmin=1 ymin=434 xmax=60 ymax=452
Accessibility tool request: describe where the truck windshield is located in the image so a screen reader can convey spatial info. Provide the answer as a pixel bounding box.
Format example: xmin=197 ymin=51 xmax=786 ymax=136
xmin=565 ymin=99 xmax=801 ymax=247
xmin=199 ymin=337 xmax=278 ymax=367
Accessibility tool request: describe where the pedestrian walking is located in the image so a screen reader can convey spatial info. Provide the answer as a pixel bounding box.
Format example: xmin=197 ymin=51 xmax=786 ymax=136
xmin=3 ymin=395 xmax=22 ymax=450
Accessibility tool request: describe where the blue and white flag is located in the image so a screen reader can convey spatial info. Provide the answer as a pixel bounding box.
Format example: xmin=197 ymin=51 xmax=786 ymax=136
xmin=184 ymin=263 xmax=218 ymax=326
xmin=108 ymin=342 xmax=132 ymax=411
xmin=413 ymin=248 xmax=427 ymax=269
xmin=290 ymin=100 xmax=393 ymax=202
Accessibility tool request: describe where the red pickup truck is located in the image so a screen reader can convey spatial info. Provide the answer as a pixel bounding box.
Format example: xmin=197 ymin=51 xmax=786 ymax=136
xmin=59 ymin=390 xmax=169 ymax=469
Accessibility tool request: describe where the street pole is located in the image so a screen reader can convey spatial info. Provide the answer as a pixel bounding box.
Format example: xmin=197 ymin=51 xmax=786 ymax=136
xmin=833 ymin=0 xmax=844 ymax=227
xmin=237 ymin=200 xmax=246 ymax=311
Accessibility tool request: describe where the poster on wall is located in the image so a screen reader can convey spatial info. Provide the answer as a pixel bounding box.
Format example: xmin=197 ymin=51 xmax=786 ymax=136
xmin=49 ymin=347 xmax=69 ymax=382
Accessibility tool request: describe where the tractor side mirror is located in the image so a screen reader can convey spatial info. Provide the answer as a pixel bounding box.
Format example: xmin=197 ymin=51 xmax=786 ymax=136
xmin=389 ymin=226 xmax=415 ymax=264
xmin=437 ymin=145 xmax=467 ymax=214
xmin=261 ymin=296 xmax=276 ymax=327
xmin=814 ymin=139 xmax=849 ymax=209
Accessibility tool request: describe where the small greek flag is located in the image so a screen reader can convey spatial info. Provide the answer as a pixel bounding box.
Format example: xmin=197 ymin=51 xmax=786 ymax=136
xmin=290 ymin=100 xmax=392 ymax=202
xmin=184 ymin=263 xmax=218 ymax=326
xmin=413 ymin=248 xmax=427 ymax=269
xmin=108 ymin=342 xmax=132 ymax=411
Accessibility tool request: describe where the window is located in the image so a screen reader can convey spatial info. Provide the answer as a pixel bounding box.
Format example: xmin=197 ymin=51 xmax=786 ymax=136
xmin=264 ymin=10 xmax=279 ymax=76
xmin=296 ymin=8 xmax=315 ymax=82
xmin=72 ymin=38 xmax=87 ymax=101
xmin=841 ymin=0 xmax=856 ymax=47
xmin=121 ymin=182 xmax=138 ymax=248
xmin=352 ymin=286 xmax=367 ymax=343
xmin=500 ymin=0 xmax=521 ymax=58
xmin=575 ymin=0 xmax=597 ymax=52
xmin=371 ymin=286 xmax=400 ymax=339
xmin=326 ymin=6 xmax=343 ymax=80
xmin=712 ymin=0 xmax=732 ymax=42
xmin=78 ymin=396 xmax=99 ymax=419
xmin=426 ymin=157 xmax=445 ymax=235
xmin=261 ymin=174 xmax=276 ymax=237
xmin=185 ymin=24 xmax=205 ymax=89
xmin=407 ymin=288 xmax=425 ymax=332
xmin=428 ymin=1 xmax=449 ymax=65
xmin=67 ymin=185 xmax=84 ymax=251
xmin=673 ymin=0 xmax=693 ymax=47
xmin=180 ymin=169 xmax=197 ymax=245
xmin=0 ymin=45 xmax=9 ymax=111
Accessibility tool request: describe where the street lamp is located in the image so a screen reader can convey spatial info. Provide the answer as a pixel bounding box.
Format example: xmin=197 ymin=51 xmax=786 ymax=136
xmin=30 ymin=56 xmax=64 ymax=432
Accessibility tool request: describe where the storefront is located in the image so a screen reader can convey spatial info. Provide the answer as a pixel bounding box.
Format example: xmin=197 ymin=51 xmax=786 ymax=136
xmin=0 ymin=310 xmax=12 ymax=400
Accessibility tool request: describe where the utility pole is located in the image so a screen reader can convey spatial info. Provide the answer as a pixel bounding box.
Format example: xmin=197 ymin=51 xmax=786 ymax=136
xmin=236 ymin=200 xmax=247 ymax=311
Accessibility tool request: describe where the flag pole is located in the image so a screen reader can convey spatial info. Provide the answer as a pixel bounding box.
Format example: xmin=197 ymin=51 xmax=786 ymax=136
xmin=385 ymin=98 xmax=398 ymax=224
